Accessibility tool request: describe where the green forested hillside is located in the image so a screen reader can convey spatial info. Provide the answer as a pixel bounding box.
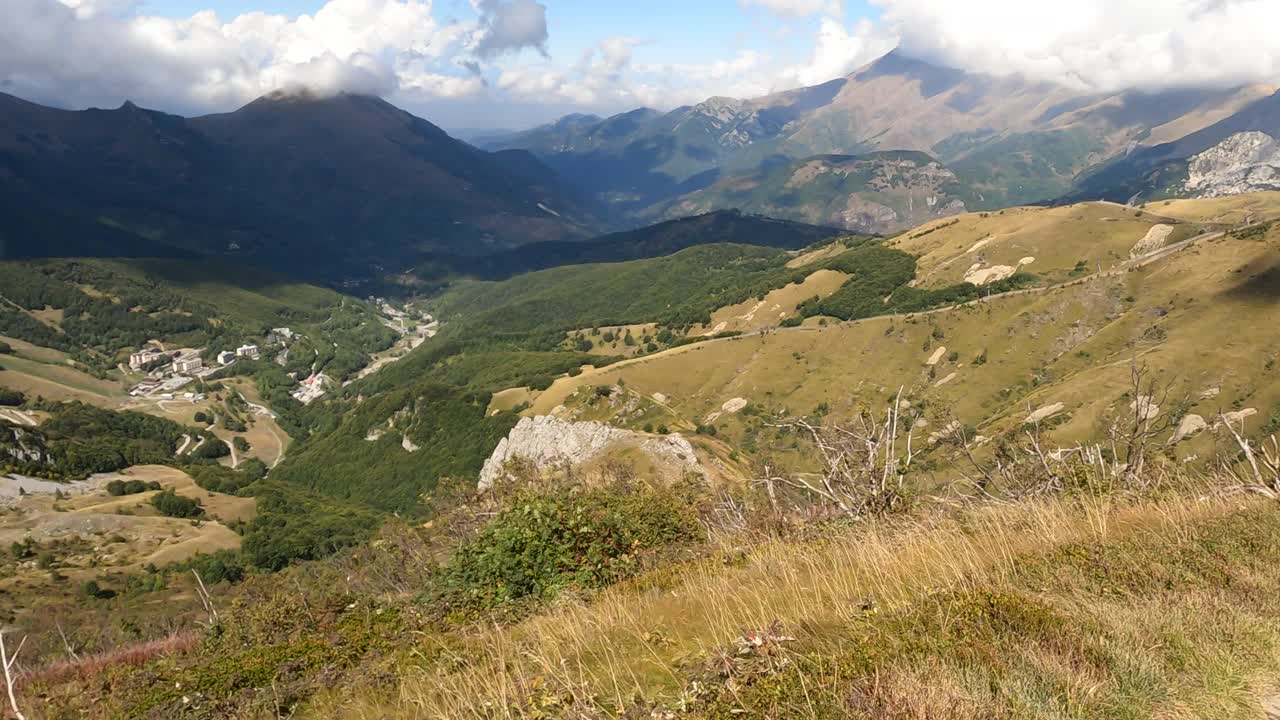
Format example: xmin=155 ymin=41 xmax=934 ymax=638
xmin=0 ymin=258 xmax=394 ymax=381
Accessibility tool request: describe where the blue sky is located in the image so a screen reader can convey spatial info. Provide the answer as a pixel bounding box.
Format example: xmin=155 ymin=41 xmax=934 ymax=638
xmin=86 ymin=0 xmax=893 ymax=130
xmin=138 ymin=0 xmax=883 ymax=73
xmin=7 ymin=0 xmax=1276 ymax=131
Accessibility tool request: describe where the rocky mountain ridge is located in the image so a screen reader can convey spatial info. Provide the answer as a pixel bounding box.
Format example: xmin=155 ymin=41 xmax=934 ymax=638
xmin=486 ymin=50 xmax=1277 ymax=232
xmin=1183 ymin=131 xmax=1280 ymax=198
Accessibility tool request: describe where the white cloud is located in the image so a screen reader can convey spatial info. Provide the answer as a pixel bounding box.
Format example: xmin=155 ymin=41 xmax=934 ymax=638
xmin=470 ymin=0 xmax=549 ymax=59
xmin=780 ymin=17 xmax=897 ymax=87
xmin=876 ymin=0 xmax=1280 ymax=92
xmin=739 ymin=0 xmax=842 ymax=17
xmin=4 ymin=0 xmax=1280 ymax=131
xmin=0 ymin=0 xmax=478 ymax=113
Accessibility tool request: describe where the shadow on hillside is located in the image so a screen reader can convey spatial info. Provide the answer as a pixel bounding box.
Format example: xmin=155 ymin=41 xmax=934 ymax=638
xmin=129 ymin=258 xmax=322 ymax=294
xmin=1223 ymin=263 xmax=1280 ymax=301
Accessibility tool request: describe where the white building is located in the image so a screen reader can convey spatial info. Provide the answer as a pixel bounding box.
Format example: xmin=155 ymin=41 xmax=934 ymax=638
xmin=217 ymin=350 xmax=235 ymax=365
xmin=236 ymin=344 xmax=260 ymax=360
xmin=128 ymin=347 xmax=164 ymax=370
xmin=267 ymin=328 xmax=295 ymax=344
xmin=174 ymin=356 xmax=203 ymax=374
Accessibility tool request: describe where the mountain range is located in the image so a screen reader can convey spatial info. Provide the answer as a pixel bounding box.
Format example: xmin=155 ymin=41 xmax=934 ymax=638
xmin=485 ymin=50 xmax=1280 ymax=233
xmin=3 ymin=48 xmax=1280 ymax=280
xmin=0 ymin=90 xmax=596 ymax=279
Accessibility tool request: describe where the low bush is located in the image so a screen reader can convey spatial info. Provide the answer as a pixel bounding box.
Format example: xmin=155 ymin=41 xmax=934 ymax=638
xmin=442 ymin=482 xmax=703 ymax=608
xmin=106 ymin=479 xmax=162 ymax=496
xmin=150 ymin=490 xmax=204 ymax=519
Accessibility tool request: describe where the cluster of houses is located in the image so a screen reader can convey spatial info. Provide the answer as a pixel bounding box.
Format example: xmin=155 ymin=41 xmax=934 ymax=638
xmin=126 ymin=339 xmax=269 ymax=399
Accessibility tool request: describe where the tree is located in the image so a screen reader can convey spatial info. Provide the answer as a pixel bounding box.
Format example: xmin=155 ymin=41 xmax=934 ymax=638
xmin=151 ymin=490 xmax=204 ymax=519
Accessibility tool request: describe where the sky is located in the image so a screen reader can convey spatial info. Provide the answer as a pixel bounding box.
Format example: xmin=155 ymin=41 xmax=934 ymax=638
xmin=3 ymin=0 xmax=1280 ymax=132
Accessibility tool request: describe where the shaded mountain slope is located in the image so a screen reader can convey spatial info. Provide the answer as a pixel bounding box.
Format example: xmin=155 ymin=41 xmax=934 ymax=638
xmin=416 ymin=209 xmax=847 ymax=281
xmin=0 ymin=91 xmax=595 ymax=278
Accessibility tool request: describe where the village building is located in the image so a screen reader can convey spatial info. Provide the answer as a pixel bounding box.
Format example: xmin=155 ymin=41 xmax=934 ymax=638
xmin=173 ymin=356 xmax=203 ymax=374
xmin=128 ymin=347 xmax=165 ymax=370
xmin=236 ymin=344 xmax=260 ymax=360
xmin=217 ymin=350 xmax=235 ymax=365
xmin=267 ymin=328 xmax=295 ymax=344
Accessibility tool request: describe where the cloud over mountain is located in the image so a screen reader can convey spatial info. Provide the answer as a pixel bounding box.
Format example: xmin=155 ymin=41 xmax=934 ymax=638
xmin=0 ymin=0 xmax=489 ymax=112
xmin=2 ymin=0 xmax=1278 ymax=128
xmin=880 ymin=0 xmax=1280 ymax=93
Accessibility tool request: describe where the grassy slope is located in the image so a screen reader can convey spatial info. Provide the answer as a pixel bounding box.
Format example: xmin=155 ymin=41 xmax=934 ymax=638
xmin=888 ymin=201 xmax=1202 ymax=287
xmin=521 ymin=200 xmax=1280 ymax=477
xmin=362 ymin=488 xmax=1280 ymax=719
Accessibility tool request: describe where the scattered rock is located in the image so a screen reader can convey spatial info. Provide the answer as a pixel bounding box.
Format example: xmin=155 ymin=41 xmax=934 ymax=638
xmin=964 ymin=263 xmax=1013 ymax=285
xmin=1200 ymin=387 xmax=1221 ymax=400
xmin=1025 ymin=402 xmax=1065 ymax=424
xmin=934 ymin=372 xmax=958 ymax=387
xmin=1217 ymin=408 xmax=1258 ymax=428
xmin=402 ymin=434 xmax=420 ymax=453
xmin=721 ymin=398 xmax=749 ymax=414
xmin=927 ymin=420 xmax=961 ymax=446
xmin=652 ymin=392 xmax=668 ymax=404
xmin=364 ymin=428 xmax=385 ymax=442
xmin=1130 ymin=395 xmax=1160 ymax=422
xmin=1170 ymin=414 xmax=1207 ymax=444
xmin=926 ymin=346 xmax=947 ymax=366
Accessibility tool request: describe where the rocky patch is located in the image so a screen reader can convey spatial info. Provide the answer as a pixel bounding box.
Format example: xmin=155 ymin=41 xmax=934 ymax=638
xmin=1184 ymin=131 xmax=1280 ymax=198
xmin=478 ymin=416 xmax=702 ymax=491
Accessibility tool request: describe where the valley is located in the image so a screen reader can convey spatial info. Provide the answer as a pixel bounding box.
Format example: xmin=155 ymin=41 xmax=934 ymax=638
xmin=4 ymin=25 xmax=1280 ymax=718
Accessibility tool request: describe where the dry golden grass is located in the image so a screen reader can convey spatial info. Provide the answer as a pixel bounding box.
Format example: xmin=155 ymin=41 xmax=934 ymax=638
xmin=689 ymin=269 xmax=850 ymax=337
xmin=786 ymin=242 xmax=850 ymax=269
xmin=0 ymin=353 xmax=122 ymax=405
xmin=488 ymin=386 xmax=539 ymax=415
xmin=329 ymin=485 xmax=1257 ymax=720
xmin=531 ymin=218 xmax=1280 ymax=474
xmin=1156 ymin=191 xmax=1280 ymax=224
xmin=889 ymin=202 xmax=1175 ymax=288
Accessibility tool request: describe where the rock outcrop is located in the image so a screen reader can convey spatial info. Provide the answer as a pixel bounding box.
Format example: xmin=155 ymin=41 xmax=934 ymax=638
xmin=1130 ymin=224 xmax=1174 ymax=258
xmin=0 ymin=424 xmax=48 ymax=466
xmin=478 ymin=415 xmax=702 ymax=491
xmin=1183 ymin=131 xmax=1280 ymax=198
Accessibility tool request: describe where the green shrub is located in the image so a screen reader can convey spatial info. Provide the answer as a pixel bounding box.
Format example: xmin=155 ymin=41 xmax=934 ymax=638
xmin=241 ymin=482 xmax=379 ymax=571
xmin=151 ymin=490 xmax=204 ymax=519
xmin=189 ymin=437 xmax=230 ymax=460
xmin=80 ymin=579 xmax=116 ymax=599
xmin=106 ymin=479 xmax=162 ymax=496
xmin=0 ymin=388 xmax=24 ymax=407
xmin=443 ymin=484 xmax=703 ymax=607
xmin=175 ymin=550 xmax=247 ymax=585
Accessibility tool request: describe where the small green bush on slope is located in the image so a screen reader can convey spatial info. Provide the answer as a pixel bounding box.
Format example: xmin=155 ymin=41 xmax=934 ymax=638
xmin=241 ymin=482 xmax=380 ymax=571
xmin=150 ymin=490 xmax=204 ymax=519
xmin=442 ymin=482 xmax=704 ymax=608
